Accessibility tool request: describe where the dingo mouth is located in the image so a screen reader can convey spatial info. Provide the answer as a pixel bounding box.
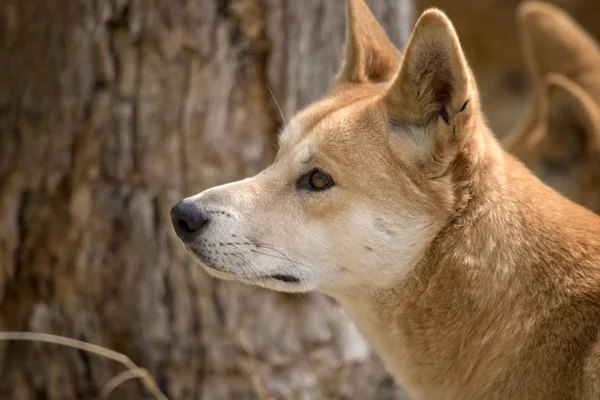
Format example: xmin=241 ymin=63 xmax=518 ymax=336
xmin=270 ymin=274 xmax=301 ymax=283
xmin=189 ymin=249 xmax=302 ymax=285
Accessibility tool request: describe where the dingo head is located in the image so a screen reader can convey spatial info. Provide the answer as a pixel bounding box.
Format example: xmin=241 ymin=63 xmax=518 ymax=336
xmin=504 ymin=2 xmax=600 ymax=212
xmin=171 ymin=0 xmax=480 ymax=293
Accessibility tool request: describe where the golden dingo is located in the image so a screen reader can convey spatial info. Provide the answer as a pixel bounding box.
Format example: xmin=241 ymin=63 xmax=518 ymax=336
xmin=172 ymin=1 xmax=600 ymax=398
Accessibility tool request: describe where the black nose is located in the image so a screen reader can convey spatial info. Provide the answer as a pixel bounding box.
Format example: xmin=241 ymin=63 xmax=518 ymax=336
xmin=170 ymin=201 xmax=210 ymax=240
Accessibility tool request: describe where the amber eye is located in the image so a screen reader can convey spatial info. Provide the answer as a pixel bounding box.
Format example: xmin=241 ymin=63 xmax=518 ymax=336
xmin=298 ymin=168 xmax=334 ymax=191
xmin=309 ymin=170 xmax=332 ymax=189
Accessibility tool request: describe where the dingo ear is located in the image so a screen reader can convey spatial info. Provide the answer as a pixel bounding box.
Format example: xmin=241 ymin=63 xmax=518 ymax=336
xmin=544 ymin=73 xmax=600 ymax=162
xmin=385 ymin=9 xmax=472 ymax=128
xmin=518 ymin=2 xmax=600 ymax=83
xmin=335 ymin=0 xmax=402 ymax=84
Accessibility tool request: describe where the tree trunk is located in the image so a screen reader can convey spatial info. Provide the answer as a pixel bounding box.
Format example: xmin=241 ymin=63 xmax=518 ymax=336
xmin=0 ymin=1 xmax=414 ymax=399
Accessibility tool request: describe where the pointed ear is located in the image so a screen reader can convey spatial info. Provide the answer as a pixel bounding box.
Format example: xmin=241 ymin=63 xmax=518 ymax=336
xmin=518 ymin=1 xmax=600 ymax=83
xmin=386 ymin=9 xmax=472 ymax=127
xmin=544 ymin=73 xmax=600 ymax=162
xmin=335 ymin=0 xmax=402 ymax=84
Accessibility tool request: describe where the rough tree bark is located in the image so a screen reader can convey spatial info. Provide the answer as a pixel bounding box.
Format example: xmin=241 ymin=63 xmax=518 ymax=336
xmin=0 ymin=0 xmax=414 ymax=399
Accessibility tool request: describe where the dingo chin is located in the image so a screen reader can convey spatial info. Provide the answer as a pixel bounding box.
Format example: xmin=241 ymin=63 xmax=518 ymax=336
xmin=504 ymin=2 xmax=600 ymax=213
xmin=172 ymin=1 xmax=600 ymax=398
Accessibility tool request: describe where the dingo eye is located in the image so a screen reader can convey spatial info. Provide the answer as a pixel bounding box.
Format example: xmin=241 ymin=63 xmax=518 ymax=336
xmin=298 ymin=168 xmax=334 ymax=191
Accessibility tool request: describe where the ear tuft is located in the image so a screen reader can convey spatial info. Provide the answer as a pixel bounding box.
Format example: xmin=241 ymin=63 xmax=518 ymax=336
xmin=336 ymin=0 xmax=402 ymax=84
xmin=386 ymin=8 xmax=472 ymax=126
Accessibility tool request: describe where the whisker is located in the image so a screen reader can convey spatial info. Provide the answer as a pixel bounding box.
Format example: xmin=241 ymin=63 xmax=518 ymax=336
xmin=228 ymin=253 xmax=258 ymax=278
xmin=250 ymin=248 xmax=312 ymax=280
xmin=251 ymin=249 xmax=296 ymax=263
xmin=230 ymin=253 xmax=281 ymax=286
xmin=252 ymin=242 xmax=311 ymax=264
xmin=266 ymin=84 xmax=287 ymax=128
xmin=229 ymin=244 xmax=282 ymax=286
xmin=249 ymin=240 xmax=319 ymax=263
xmin=248 ymin=241 xmax=293 ymax=251
xmin=250 ymin=246 xmax=315 ymax=279
xmin=182 ymin=251 xmax=218 ymax=285
xmin=291 ymin=291 xmax=305 ymax=306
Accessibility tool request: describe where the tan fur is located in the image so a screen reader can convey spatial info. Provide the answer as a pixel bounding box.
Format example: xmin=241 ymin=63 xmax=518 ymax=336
xmin=504 ymin=2 xmax=600 ymax=213
xmin=336 ymin=0 xmax=401 ymax=84
xmin=171 ymin=1 xmax=600 ymax=399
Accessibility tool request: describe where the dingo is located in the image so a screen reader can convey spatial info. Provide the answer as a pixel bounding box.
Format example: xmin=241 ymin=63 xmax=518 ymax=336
xmin=504 ymin=2 xmax=600 ymax=214
xmin=171 ymin=1 xmax=600 ymax=398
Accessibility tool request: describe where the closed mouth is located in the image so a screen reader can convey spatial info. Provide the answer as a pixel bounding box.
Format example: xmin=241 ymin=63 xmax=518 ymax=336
xmin=191 ymin=252 xmax=301 ymax=284
xmin=270 ymin=274 xmax=300 ymax=283
xmin=184 ymin=244 xmax=301 ymax=285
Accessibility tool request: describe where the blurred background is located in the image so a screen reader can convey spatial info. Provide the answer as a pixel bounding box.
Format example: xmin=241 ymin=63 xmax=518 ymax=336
xmin=1 ymin=0 xmax=599 ymax=399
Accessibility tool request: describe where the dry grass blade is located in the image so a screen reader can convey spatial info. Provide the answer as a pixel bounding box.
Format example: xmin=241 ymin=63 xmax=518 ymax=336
xmin=99 ymin=368 xmax=149 ymax=399
xmin=0 ymin=331 xmax=169 ymax=400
